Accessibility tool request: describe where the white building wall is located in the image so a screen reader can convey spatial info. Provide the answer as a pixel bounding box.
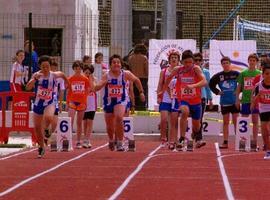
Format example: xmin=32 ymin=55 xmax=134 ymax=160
xmin=0 ymin=0 xmax=98 ymax=80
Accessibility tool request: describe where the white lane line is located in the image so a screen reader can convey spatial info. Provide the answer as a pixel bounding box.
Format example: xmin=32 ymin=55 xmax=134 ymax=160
xmin=0 ymin=143 xmax=107 ymax=197
xmin=109 ymin=145 xmax=161 ymax=200
xmin=215 ymin=143 xmax=235 ymax=200
xmin=0 ymin=148 xmax=37 ymax=161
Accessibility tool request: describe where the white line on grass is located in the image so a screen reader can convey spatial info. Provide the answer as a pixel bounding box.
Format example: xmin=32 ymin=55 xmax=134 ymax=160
xmin=215 ymin=143 xmax=235 ymax=200
xmin=0 ymin=148 xmax=37 ymax=161
xmin=108 ymin=145 xmax=161 ymax=200
xmin=0 ymin=143 xmax=107 ymax=197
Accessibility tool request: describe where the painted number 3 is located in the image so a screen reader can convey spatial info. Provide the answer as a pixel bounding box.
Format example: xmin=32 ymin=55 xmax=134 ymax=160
xmin=239 ymin=120 xmax=248 ymax=133
xmin=60 ymin=120 xmax=69 ymax=133
xmin=123 ymin=120 xmax=131 ymax=133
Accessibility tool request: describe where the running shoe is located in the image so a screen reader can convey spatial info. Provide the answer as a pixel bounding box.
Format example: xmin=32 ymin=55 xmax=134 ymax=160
xmin=168 ymin=142 xmax=176 ymax=150
xmin=44 ymin=129 xmax=51 ymax=146
xmin=82 ymin=140 xmax=92 ymax=149
xmin=38 ymin=147 xmax=45 ymax=158
xmin=219 ymin=143 xmax=228 ymax=149
xmin=195 ymin=140 xmax=206 ymax=148
xmin=116 ymin=141 xmax=125 ymax=152
xmin=160 ymin=138 xmax=168 ymax=148
xmin=128 ymin=140 xmax=136 ymax=152
xmin=108 ymin=141 xmax=115 ymax=151
xmin=264 ymin=151 xmax=270 ymax=160
xmin=76 ymin=142 xmax=82 ymax=149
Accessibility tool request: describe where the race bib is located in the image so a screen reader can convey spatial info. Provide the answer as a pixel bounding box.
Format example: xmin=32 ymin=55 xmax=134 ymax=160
xmin=108 ymin=84 xmax=123 ymax=97
xmin=244 ymin=77 xmax=254 ymax=90
xmin=37 ymin=87 xmax=53 ymax=100
xmin=181 ymin=87 xmax=196 ymax=98
xmin=260 ymin=90 xmax=270 ymax=104
xmin=71 ymin=81 xmax=85 ymax=94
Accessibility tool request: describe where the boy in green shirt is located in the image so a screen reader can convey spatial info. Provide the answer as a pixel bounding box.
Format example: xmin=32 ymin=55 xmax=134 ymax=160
xmin=236 ymin=54 xmax=261 ymax=151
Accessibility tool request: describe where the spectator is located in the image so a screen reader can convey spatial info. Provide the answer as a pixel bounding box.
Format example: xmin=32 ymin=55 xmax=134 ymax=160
xmin=83 ymin=55 xmax=92 ymax=65
xmin=22 ymin=40 xmax=39 ymax=77
xmin=10 ymin=50 xmax=25 ymax=92
xmin=128 ymin=44 xmax=148 ymax=110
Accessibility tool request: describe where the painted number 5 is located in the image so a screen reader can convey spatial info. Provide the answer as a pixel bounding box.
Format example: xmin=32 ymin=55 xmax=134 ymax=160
xmin=239 ymin=120 xmax=248 ymax=133
xmin=60 ymin=120 xmax=69 ymax=133
xmin=123 ymin=120 xmax=131 ymax=133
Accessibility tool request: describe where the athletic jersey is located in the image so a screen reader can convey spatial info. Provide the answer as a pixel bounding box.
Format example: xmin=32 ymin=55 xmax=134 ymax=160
xmin=237 ymin=69 xmax=261 ymax=103
xmin=85 ymin=92 xmax=97 ymax=112
xmin=175 ymin=65 xmax=202 ymax=105
xmin=10 ymin=62 xmax=24 ymax=85
xmin=253 ymin=74 xmax=263 ymax=86
xmin=161 ymin=67 xmax=173 ymax=103
xmin=201 ymin=68 xmax=212 ymax=100
xmin=53 ymin=77 xmax=65 ymax=109
xmin=254 ymin=81 xmax=270 ymax=113
xmin=209 ymin=70 xmax=239 ymax=105
xmin=67 ymin=74 xmax=90 ymax=105
xmin=33 ymin=72 xmax=56 ymax=107
xmin=103 ymin=70 xmax=127 ymax=106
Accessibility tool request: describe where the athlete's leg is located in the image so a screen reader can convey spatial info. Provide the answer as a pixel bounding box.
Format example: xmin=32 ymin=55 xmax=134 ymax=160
xmin=113 ymin=104 xmax=126 ymax=141
xmin=33 ymin=113 xmax=44 ymax=148
xmin=252 ymin=113 xmax=259 ymax=141
xmin=169 ymin=111 xmax=179 ymax=144
xmin=76 ymin=110 xmax=85 ymax=143
xmin=179 ymin=105 xmax=189 ymax=139
xmin=160 ymin=111 xmax=169 ymax=141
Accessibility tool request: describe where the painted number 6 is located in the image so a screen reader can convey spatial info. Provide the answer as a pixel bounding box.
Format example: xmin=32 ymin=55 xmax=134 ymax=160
xmin=60 ymin=120 xmax=69 ymax=133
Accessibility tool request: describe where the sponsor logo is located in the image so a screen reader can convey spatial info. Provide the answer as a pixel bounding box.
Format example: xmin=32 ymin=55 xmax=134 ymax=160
xmin=14 ymin=101 xmax=28 ymax=107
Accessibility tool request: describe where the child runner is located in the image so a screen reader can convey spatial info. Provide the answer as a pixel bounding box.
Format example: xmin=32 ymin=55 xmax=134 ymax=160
xmin=236 ymin=53 xmax=261 ymax=151
xmin=209 ymin=57 xmax=240 ymax=148
xmin=94 ymin=54 xmax=145 ymax=151
xmin=251 ymin=60 xmax=270 ymax=159
xmin=156 ymin=50 xmax=180 ymax=146
xmin=67 ymin=60 xmax=93 ymax=149
xmin=26 ymin=55 xmax=68 ymax=158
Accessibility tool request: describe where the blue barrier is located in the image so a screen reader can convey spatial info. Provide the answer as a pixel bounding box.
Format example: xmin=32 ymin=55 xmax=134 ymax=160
xmin=0 ymin=81 xmax=10 ymax=109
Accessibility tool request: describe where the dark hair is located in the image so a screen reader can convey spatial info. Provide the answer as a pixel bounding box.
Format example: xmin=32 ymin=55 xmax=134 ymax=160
xmin=51 ymin=61 xmax=58 ymax=67
xmin=193 ymin=52 xmax=203 ymax=60
xmin=16 ymin=49 xmax=24 ymax=56
xmin=83 ymin=55 xmax=91 ymax=63
xmin=248 ymin=53 xmax=259 ymax=61
xmin=72 ymin=60 xmax=83 ymax=70
xmin=95 ymin=52 xmax=103 ymax=61
xmin=122 ymin=61 xmax=130 ymax=70
xmin=83 ymin=64 xmax=94 ymax=74
xmin=38 ymin=55 xmax=51 ymax=66
xmin=168 ymin=51 xmax=180 ymax=61
xmin=260 ymin=53 xmax=268 ymax=58
xmin=221 ymin=56 xmax=231 ymax=64
xmin=109 ymin=54 xmax=122 ymax=66
xmin=181 ymin=50 xmax=194 ymax=60
xmin=261 ymin=58 xmax=270 ymax=72
xmin=134 ymin=44 xmax=147 ymax=55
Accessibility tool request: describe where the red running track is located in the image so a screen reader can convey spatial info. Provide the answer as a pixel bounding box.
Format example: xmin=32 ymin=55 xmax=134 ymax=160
xmin=0 ymin=136 xmax=269 ymax=200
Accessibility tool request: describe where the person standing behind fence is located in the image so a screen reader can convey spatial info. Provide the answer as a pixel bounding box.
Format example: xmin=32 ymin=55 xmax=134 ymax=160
xmin=235 ymin=53 xmax=261 ymax=151
xmin=209 ymin=57 xmax=240 ymax=149
xmin=94 ymin=54 xmax=145 ymax=151
xmin=10 ymin=50 xmax=25 ymax=92
xmin=67 ymin=60 xmax=93 ymax=149
xmin=83 ymin=55 xmax=92 ymax=65
xmin=193 ymin=53 xmax=213 ymax=143
xmin=22 ymin=40 xmax=39 ymax=75
xmin=128 ymin=44 xmax=148 ymax=110
xmin=26 ymin=55 xmax=69 ymax=158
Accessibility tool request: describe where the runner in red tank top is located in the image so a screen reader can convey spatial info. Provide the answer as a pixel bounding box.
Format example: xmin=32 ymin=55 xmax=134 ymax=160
xmin=158 ymin=50 xmax=207 ymax=149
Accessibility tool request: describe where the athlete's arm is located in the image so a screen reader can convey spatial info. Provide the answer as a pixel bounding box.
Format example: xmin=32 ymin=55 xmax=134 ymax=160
xmin=159 ymin=66 xmax=180 ymax=96
xmin=186 ymin=66 xmax=207 ymax=89
xmin=94 ymin=73 xmax=108 ymax=91
xmin=53 ymin=71 xmax=69 ymax=88
xmin=129 ymin=81 xmax=135 ymax=108
xmin=250 ymin=84 xmax=259 ymax=111
xmin=25 ymin=72 xmax=43 ymax=91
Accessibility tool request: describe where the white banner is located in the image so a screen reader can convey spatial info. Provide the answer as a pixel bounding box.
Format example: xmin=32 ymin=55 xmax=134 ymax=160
xmin=148 ymin=39 xmax=196 ymax=110
xmin=209 ymin=40 xmax=257 ymax=104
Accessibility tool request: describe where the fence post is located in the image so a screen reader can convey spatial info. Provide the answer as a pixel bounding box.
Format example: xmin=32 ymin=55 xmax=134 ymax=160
xmin=28 ymin=12 xmax=32 ymax=80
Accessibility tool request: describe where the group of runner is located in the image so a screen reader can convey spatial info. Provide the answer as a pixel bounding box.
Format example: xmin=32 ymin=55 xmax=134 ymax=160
xmin=158 ymin=50 xmax=270 ymax=159
xmin=9 ymin=48 xmax=270 ymax=159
